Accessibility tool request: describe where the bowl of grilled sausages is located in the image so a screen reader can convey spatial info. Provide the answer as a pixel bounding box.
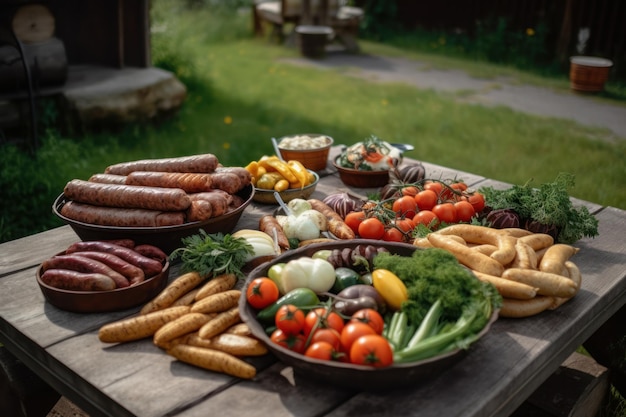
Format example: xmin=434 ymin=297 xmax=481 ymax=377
xmin=52 ymin=153 xmax=255 ymax=255
xmin=36 ymin=240 xmax=170 ymax=313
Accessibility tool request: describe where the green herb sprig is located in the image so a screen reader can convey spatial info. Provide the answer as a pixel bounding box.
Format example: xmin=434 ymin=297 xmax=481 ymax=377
xmin=170 ymin=230 xmax=253 ymax=278
xmin=480 ymin=172 xmax=599 ymax=244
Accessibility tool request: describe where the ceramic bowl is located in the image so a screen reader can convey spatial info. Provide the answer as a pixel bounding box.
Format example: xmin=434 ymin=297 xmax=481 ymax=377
xmin=332 ymin=156 xmax=390 ymax=188
xmin=253 ymin=171 xmax=319 ymax=205
xmin=36 ymin=253 xmax=170 ymax=313
xmin=276 ymin=134 xmax=333 ymax=171
xmin=238 ymin=240 xmax=499 ymax=391
xmin=52 ymin=185 xmax=254 ymax=255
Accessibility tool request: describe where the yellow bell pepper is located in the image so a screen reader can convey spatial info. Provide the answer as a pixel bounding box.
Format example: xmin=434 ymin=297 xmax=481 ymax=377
xmin=372 ymin=269 xmax=408 ymax=311
xmin=287 ymin=160 xmax=309 ymax=189
xmin=259 ymin=156 xmax=298 ymax=184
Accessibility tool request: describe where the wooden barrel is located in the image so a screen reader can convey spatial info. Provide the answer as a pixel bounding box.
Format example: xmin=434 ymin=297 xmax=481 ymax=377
xmin=0 ymin=37 xmax=68 ymax=93
xmin=569 ymin=56 xmax=613 ymax=93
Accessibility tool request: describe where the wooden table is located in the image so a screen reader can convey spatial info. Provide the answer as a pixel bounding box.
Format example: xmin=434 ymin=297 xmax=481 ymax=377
xmin=1 ymin=148 xmax=625 ymax=417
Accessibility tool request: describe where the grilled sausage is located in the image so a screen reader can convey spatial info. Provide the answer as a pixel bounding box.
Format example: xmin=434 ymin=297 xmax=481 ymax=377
xmin=63 ymin=179 xmax=191 ymax=211
xmin=104 ymin=154 xmax=220 ymax=175
xmin=125 ymin=171 xmax=213 ymax=193
xmin=215 ymin=167 xmax=252 ymax=188
xmin=133 ymin=245 xmax=168 ymax=264
xmin=88 ymin=173 xmax=128 ymax=185
xmin=60 ymin=201 xmax=185 ymax=227
xmin=188 ymin=191 xmax=232 ymax=218
xmin=209 ymin=172 xmax=242 ymax=194
xmin=259 ymin=215 xmax=290 ymax=250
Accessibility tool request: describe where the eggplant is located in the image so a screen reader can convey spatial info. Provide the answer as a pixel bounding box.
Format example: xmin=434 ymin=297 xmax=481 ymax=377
xmin=333 ymin=296 xmax=379 ymax=316
xmin=337 ymin=284 xmax=386 ymax=313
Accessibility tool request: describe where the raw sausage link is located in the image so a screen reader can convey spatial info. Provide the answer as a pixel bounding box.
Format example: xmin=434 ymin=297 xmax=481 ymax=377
xmin=60 ymin=201 xmax=185 ymax=227
xmin=65 ymin=241 xmax=164 ymax=277
xmin=40 ymin=269 xmax=117 ymax=291
xmin=259 ymin=215 xmax=289 ymax=250
xmin=104 ymin=154 xmax=220 ymax=176
xmin=125 ymin=172 xmax=213 ymax=193
xmin=42 ymin=254 xmax=130 ymax=288
xmin=133 ymin=244 xmax=168 ymax=264
xmin=70 ymin=251 xmax=145 ymax=285
xmin=64 ymin=179 xmax=191 ymax=211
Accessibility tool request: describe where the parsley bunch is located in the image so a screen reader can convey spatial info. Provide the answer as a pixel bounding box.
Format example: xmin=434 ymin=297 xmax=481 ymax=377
xmin=480 ymin=172 xmax=599 ymax=244
xmin=170 ymin=230 xmax=253 ymax=278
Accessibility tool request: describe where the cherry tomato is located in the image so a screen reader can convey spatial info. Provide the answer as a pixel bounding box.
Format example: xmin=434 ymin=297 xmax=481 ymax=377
xmin=454 ymin=200 xmax=476 ymax=223
xmin=432 ymin=202 xmax=457 ymax=224
xmin=310 ymin=328 xmax=342 ymax=350
xmin=424 ymin=181 xmax=443 ymax=197
xmin=414 ymin=189 xmax=438 ymax=211
xmin=304 ymin=341 xmax=337 ymax=361
xmin=382 ymin=227 xmax=404 ymax=242
xmin=340 ymin=321 xmax=377 ymax=352
xmin=275 ymin=304 xmax=305 ymax=335
xmin=467 ymin=192 xmax=486 ymax=213
xmin=344 ymin=211 xmax=365 ymax=235
xmin=246 ymin=277 xmax=279 ymax=309
xmin=451 ymin=182 xmax=468 ymax=192
xmin=358 ymin=217 xmax=385 ymax=240
xmin=392 ymin=195 xmax=418 ymax=219
xmin=270 ymin=328 xmax=306 ymax=354
xmin=349 ymin=334 xmax=394 ymax=367
xmin=413 ymin=210 xmax=439 ymax=227
xmin=350 ymin=308 xmax=385 ymax=335
xmin=304 ymin=307 xmax=345 ymax=337
xmin=401 ymin=186 xmax=419 ymax=197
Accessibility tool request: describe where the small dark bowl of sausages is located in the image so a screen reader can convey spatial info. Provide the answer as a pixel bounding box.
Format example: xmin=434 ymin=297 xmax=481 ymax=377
xmin=36 ymin=240 xmax=170 ymax=313
xmin=52 ymin=153 xmax=255 ymax=255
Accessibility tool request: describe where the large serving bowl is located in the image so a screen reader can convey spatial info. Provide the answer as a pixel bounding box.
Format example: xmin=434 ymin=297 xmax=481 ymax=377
xmin=332 ymin=156 xmax=390 ymax=188
xmin=36 ymin=253 xmax=170 ymax=313
xmin=253 ymin=171 xmax=319 ymax=205
xmin=239 ymin=239 xmax=498 ymax=391
xmin=53 ymin=185 xmax=254 ymax=254
xmin=276 ymin=134 xmax=333 ymax=171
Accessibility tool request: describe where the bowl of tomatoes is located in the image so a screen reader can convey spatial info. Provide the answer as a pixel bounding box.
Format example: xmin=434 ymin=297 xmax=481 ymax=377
xmin=239 ymin=240 xmax=499 ymax=391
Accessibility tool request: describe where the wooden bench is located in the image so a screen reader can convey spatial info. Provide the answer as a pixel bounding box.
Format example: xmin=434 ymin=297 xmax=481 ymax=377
xmin=252 ymin=0 xmax=363 ymax=52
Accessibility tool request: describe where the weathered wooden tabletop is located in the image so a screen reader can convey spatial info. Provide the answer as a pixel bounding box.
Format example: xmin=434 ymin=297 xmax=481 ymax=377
xmin=1 ymin=148 xmax=624 ymax=417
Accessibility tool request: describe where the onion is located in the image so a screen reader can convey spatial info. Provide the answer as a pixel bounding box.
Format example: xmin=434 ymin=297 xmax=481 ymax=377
xmin=322 ymin=193 xmax=364 ymax=218
xmin=486 ymin=209 xmax=521 ymax=229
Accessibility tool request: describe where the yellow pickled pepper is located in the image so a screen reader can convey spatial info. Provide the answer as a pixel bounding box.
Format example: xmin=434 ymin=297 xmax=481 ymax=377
xmin=287 ymin=160 xmax=310 ymax=189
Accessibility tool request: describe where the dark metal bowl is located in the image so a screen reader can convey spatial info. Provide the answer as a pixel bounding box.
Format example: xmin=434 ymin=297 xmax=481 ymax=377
xmin=238 ymin=239 xmax=499 ymax=391
xmin=52 ymin=184 xmax=254 ymax=254
xmin=36 ymin=254 xmax=170 ymax=313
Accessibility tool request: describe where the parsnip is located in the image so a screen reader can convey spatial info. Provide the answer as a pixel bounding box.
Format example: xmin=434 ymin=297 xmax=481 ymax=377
xmin=153 ymin=312 xmax=216 ymax=348
xmin=194 ymin=273 xmax=237 ymax=301
xmin=500 ymin=296 xmax=554 ymax=318
xmin=472 ymin=270 xmax=538 ymax=300
xmin=427 ymin=233 xmax=505 ymax=276
xmin=199 ymin=307 xmax=241 ymax=339
xmin=98 ymin=306 xmax=191 ymax=343
xmin=539 ymin=244 xmax=580 ymax=274
xmin=190 ymin=290 xmax=241 ymax=314
xmin=140 ymin=272 xmax=204 ymax=315
xmin=167 ymin=344 xmax=256 ymax=379
xmin=501 ymin=268 xmax=578 ymax=298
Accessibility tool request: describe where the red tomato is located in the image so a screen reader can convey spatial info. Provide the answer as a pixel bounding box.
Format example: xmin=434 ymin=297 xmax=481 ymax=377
xmin=304 ymin=341 xmax=337 ymax=361
xmin=414 ymin=189 xmax=438 ymax=211
xmin=310 ymin=328 xmax=342 ymax=350
xmin=304 ymin=307 xmax=345 ymax=337
xmin=382 ymin=227 xmax=404 ymax=242
xmin=246 ymin=277 xmax=279 ymax=309
xmin=358 ymin=217 xmax=385 ymax=240
xmin=349 ymin=334 xmax=394 ymax=367
xmin=270 ymin=329 xmax=306 ymax=354
xmin=413 ymin=210 xmax=439 ymax=227
xmin=401 ymin=186 xmax=419 ymax=197
xmin=432 ymin=202 xmax=457 ymax=224
xmin=451 ymin=182 xmax=468 ymax=192
xmin=350 ymin=309 xmax=385 ymax=335
xmin=344 ymin=211 xmax=365 ymax=235
xmin=340 ymin=321 xmax=377 ymax=352
xmin=275 ymin=304 xmax=305 ymax=335
xmin=392 ymin=196 xmax=418 ymax=219
xmin=467 ymin=192 xmax=486 ymax=213
xmin=424 ymin=181 xmax=444 ymax=197
xmin=454 ymin=200 xmax=476 ymax=223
